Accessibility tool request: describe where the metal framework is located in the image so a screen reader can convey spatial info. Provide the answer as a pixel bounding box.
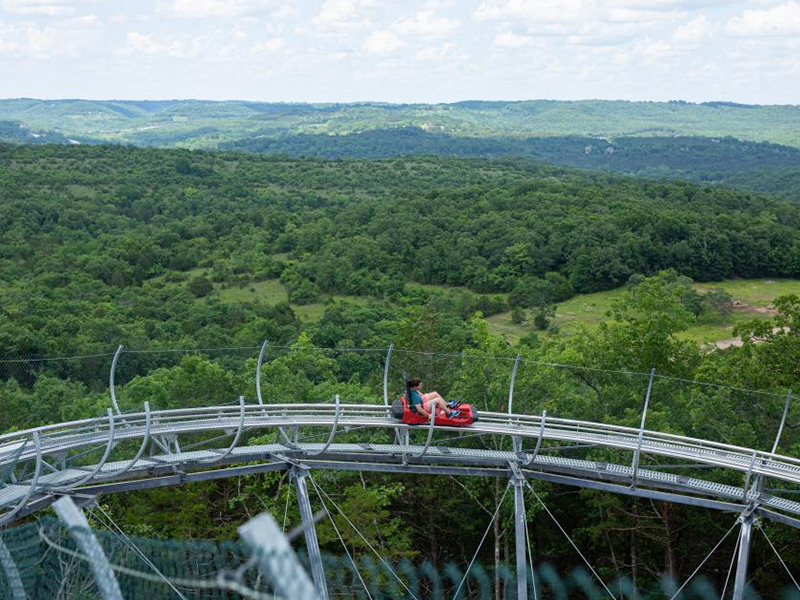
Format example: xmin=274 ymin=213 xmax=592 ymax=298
xmin=1 ymin=346 xmax=799 ymax=599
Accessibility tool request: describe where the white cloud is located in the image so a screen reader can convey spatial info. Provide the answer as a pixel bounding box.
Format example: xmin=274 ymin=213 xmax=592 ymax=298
xmin=414 ymin=42 xmax=468 ymax=61
xmin=363 ymin=29 xmax=403 ymax=54
xmin=63 ymin=13 xmax=98 ymax=27
xmin=0 ymin=17 xmax=87 ymax=57
xmin=392 ymin=10 xmax=459 ymax=36
xmin=632 ymin=37 xmax=672 ymax=61
xmin=251 ymin=37 xmax=284 ymax=54
xmin=0 ymin=0 xmax=82 ymax=17
xmin=475 ymin=0 xmax=676 ymax=46
xmin=423 ymin=0 xmax=456 ymax=8
xmin=475 ymin=0 xmax=585 ymax=24
xmin=120 ymin=31 xmax=210 ymax=58
xmin=494 ymin=31 xmax=536 ymax=48
xmin=312 ymin=0 xmax=377 ymax=31
xmin=727 ymin=2 xmax=800 ymax=37
xmin=162 ymin=0 xmax=281 ymax=19
xmin=673 ymin=15 xmax=718 ymax=44
xmin=607 ymin=0 xmax=729 ymax=10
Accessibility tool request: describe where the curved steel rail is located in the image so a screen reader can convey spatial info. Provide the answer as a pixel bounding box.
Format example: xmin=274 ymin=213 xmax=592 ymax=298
xmin=94 ymin=402 xmax=152 ymax=481
xmin=109 ymin=345 xmax=124 ymax=416
xmin=59 ymin=409 xmax=117 ymax=491
xmin=1 ymin=403 xmax=800 ymax=528
xmin=412 ymin=401 xmax=438 ymax=460
xmin=0 ymin=432 xmax=42 ymax=527
xmin=256 ymin=340 xmax=268 ymax=407
xmin=305 ymin=395 xmax=341 ymax=457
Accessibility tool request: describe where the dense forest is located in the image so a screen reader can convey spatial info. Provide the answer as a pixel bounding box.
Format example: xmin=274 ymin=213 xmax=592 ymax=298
xmin=4 ymin=143 xmax=800 ymax=356
xmin=2 ymin=143 xmax=800 ymax=594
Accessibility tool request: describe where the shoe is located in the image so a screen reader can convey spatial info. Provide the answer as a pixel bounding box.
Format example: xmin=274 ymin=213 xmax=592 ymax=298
xmin=449 ymin=410 xmax=461 ymax=418
xmin=446 ymin=400 xmax=460 ymax=408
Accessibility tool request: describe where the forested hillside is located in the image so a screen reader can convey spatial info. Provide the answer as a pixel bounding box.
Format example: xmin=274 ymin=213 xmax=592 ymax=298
xmin=3 ymin=142 xmax=800 ymax=359
xmin=223 ymin=129 xmax=800 ymax=199
xmin=2 ymin=143 xmax=800 ymax=592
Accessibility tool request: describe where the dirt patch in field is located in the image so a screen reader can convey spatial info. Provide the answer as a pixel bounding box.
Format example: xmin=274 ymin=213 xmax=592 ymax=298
xmin=732 ymin=300 xmax=777 ymax=315
xmin=715 ymin=326 xmax=786 ymax=349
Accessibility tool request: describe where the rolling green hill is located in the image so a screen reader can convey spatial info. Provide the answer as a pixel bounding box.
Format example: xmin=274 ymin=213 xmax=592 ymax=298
xmin=2 ymin=98 xmax=800 ymax=147
xmin=4 ymin=98 xmax=800 ymax=199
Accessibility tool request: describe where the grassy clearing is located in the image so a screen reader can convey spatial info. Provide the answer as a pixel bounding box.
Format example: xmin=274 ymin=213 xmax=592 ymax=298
xmin=486 ymin=278 xmax=800 ymax=345
xmin=293 ymin=295 xmax=374 ymax=322
xmin=216 ymin=279 xmax=288 ymax=303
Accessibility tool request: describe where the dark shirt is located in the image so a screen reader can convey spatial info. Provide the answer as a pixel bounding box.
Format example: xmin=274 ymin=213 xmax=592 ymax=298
xmin=409 ymin=389 xmax=424 ymax=408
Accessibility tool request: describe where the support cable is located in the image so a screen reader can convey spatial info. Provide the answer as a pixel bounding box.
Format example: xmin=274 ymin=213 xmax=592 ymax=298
xmin=523 ymin=499 xmax=538 ymax=600
xmin=720 ymin=527 xmax=741 ymax=600
xmin=307 ymin=477 xmax=374 ymax=600
xmin=282 ymin=483 xmax=291 ymax=534
xmin=308 ymin=475 xmax=419 ymax=600
xmin=759 ymin=525 xmax=800 ymax=592
xmin=524 ymin=482 xmax=616 ymax=600
xmin=665 ymin=519 xmax=739 ymax=600
xmin=91 ymin=504 xmax=190 ymax=600
xmin=451 ymin=483 xmax=511 ymax=600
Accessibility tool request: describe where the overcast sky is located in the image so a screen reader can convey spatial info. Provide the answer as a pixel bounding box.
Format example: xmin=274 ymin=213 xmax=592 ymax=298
xmin=0 ymin=0 xmax=798 ymax=104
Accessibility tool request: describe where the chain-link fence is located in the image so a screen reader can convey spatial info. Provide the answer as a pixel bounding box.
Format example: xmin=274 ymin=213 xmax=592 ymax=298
xmin=2 ymin=516 xmax=796 ymax=600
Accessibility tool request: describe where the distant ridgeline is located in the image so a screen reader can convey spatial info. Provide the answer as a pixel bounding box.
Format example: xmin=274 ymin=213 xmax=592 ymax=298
xmin=2 ymin=98 xmax=800 ymax=200
xmin=3 ymin=98 xmax=800 ymax=145
xmin=220 ymin=129 xmax=800 ymax=200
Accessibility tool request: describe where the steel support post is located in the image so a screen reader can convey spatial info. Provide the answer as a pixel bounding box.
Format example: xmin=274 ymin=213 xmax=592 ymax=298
xmin=631 ymin=368 xmax=656 ymax=485
xmin=0 ymin=536 xmax=27 ymax=600
xmin=732 ymin=513 xmax=755 ymax=600
xmin=771 ymin=390 xmax=793 ymax=454
xmin=383 ymin=343 xmax=394 ymax=407
xmin=508 ymin=353 xmax=521 ymax=416
xmin=239 ymin=511 xmax=320 ymax=600
xmin=292 ymin=467 xmax=329 ymax=600
xmin=512 ymin=472 xmax=528 ymax=600
xmin=52 ymin=496 xmax=123 ymax=600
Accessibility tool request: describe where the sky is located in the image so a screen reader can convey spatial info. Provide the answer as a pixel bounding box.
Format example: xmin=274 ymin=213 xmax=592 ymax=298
xmin=0 ymin=0 xmax=798 ymax=104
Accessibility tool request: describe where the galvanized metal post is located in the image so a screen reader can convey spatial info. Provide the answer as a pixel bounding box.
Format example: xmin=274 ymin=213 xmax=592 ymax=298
xmin=771 ymin=390 xmax=792 ymax=454
xmin=0 ymin=536 xmax=27 ymax=600
xmin=292 ymin=467 xmax=329 ymax=600
xmin=239 ymin=511 xmax=320 ymax=600
xmin=383 ymin=344 xmax=394 ymax=407
xmin=631 ymin=368 xmax=656 ymax=485
xmin=508 ymin=353 xmax=521 ymax=415
xmin=52 ymin=496 xmax=123 ymax=600
xmin=732 ymin=513 xmax=755 ymax=600
xmin=512 ymin=473 xmax=528 ymax=600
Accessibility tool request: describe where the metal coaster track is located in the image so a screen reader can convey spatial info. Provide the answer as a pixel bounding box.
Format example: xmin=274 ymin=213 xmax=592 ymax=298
xmin=1 ymin=402 xmax=799 ymax=529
